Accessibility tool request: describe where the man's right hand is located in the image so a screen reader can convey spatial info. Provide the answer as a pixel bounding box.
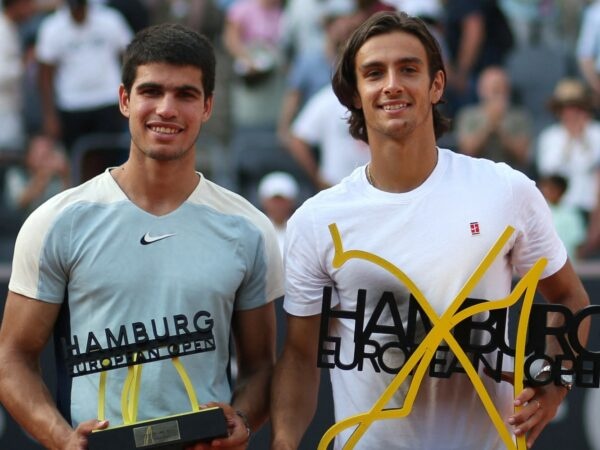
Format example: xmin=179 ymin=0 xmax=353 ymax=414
xmin=59 ymin=419 xmax=108 ymax=450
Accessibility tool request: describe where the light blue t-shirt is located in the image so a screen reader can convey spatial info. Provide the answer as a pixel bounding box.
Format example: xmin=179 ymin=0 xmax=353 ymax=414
xmin=9 ymin=169 xmax=284 ymax=426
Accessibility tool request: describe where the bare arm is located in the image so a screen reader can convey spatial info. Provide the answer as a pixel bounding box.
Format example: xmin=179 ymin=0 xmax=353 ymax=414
xmin=270 ymin=314 xmax=321 ymax=450
xmin=451 ymin=12 xmax=484 ymax=93
xmin=38 ymin=62 xmax=60 ymax=140
xmin=16 ymin=171 xmax=55 ymax=209
xmin=277 ymin=90 xmax=302 ymax=148
xmin=509 ymin=260 xmax=590 ymax=448
xmin=193 ymin=302 xmax=276 ymax=450
xmin=286 ymin=135 xmax=329 ymax=191
xmin=535 ymin=260 xmax=590 ymax=375
xmin=0 ymin=291 xmax=107 ymax=450
xmin=459 ymin=126 xmax=529 ymax=162
xmin=231 ymin=302 xmax=277 ymax=430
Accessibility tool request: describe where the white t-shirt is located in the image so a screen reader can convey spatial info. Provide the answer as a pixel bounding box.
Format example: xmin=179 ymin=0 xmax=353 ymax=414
xmin=35 ymin=4 xmax=133 ymax=111
xmin=536 ymin=121 xmax=600 ymax=212
xmin=284 ymin=148 xmax=566 ymax=450
xmin=291 ymin=84 xmax=370 ymax=186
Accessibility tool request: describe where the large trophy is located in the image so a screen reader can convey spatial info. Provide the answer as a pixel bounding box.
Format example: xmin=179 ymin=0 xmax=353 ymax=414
xmin=316 ymin=223 xmax=593 ymax=450
xmin=62 ymin=324 xmax=229 ymax=449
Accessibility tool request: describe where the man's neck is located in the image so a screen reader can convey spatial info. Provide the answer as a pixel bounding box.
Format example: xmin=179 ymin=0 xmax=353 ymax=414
xmin=111 ymin=159 xmax=201 ymax=216
xmin=367 ymin=137 xmax=439 ymax=193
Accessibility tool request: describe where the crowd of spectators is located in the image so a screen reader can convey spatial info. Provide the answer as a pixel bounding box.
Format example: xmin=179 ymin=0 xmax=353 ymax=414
xmin=2 ymin=0 xmax=600 ymax=263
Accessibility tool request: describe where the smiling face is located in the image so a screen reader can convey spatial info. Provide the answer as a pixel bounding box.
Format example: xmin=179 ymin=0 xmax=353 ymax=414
xmin=352 ymin=31 xmax=444 ymax=146
xmin=119 ymin=63 xmax=213 ymax=162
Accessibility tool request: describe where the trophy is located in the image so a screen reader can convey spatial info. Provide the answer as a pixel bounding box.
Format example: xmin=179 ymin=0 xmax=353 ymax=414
xmin=62 ymin=326 xmax=229 ymax=449
xmin=316 ymin=223 xmax=594 ymax=450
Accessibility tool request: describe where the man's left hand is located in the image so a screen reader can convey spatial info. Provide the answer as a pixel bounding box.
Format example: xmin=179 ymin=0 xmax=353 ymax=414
xmin=509 ymin=384 xmax=567 ymax=448
xmin=186 ymin=402 xmax=251 ymax=450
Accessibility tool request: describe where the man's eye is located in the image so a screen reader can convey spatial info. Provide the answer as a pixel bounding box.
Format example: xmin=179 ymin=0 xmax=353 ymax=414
xmin=365 ymin=70 xmax=381 ymax=78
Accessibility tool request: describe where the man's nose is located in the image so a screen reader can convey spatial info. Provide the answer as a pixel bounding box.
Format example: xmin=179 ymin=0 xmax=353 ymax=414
xmin=156 ymin=95 xmax=177 ymax=118
xmin=384 ymin=71 xmax=403 ymax=95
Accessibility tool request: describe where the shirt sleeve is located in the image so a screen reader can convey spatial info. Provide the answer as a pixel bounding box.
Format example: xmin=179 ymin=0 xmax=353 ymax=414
xmin=8 ymin=199 xmax=70 ymax=303
xmin=509 ymin=168 xmax=567 ymax=279
xmin=235 ymin=216 xmax=284 ymax=311
xmin=283 ymin=204 xmax=335 ymax=316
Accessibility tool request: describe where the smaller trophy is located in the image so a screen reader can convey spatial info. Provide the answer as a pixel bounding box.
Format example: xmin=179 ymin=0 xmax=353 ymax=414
xmin=63 ymin=327 xmax=229 ymax=449
xmin=88 ymin=404 xmax=228 ymax=449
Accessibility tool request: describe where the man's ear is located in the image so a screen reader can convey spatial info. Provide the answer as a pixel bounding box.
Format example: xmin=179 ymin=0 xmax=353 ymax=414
xmin=118 ymin=84 xmax=130 ymax=118
xmin=430 ymin=70 xmax=445 ymax=105
xmin=353 ymin=92 xmax=362 ymax=110
xmin=202 ymin=95 xmax=214 ymax=123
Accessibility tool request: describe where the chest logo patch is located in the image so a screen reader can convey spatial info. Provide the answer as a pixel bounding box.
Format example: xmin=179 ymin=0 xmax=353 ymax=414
xmin=140 ymin=232 xmax=176 ymax=245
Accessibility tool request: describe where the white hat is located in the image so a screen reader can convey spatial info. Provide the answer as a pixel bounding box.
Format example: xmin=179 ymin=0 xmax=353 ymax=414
xmin=258 ymin=172 xmax=299 ymax=200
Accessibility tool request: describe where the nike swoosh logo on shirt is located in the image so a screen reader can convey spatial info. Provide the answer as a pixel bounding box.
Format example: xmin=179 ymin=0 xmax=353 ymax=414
xmin=140 ymin=232 xmax=176 ymax=245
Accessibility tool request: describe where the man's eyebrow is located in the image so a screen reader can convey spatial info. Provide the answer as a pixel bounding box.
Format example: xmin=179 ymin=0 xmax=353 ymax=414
xmin=358 ymin=56 xmax=424 ymax=70
xmin=135 ymin=82 xmax=162 ymax=91
xmin=175 ymin=84 xmax=203 ymax=94
xmin=135 ymin=82 xmax=202 ymax=94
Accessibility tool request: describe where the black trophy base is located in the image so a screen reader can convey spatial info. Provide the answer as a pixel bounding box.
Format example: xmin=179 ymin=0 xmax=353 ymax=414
xmin=88 ymin=407 xmax=228 ymax=450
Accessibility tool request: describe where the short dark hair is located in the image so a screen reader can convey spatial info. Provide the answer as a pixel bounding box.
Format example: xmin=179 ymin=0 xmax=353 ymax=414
xmin=332 ymin=11 xmax=450 ymax=143
xmin=121 ymin=23 xmax=216 ymax=97
xmin=541 ymin=174 xmax=569 ymax=195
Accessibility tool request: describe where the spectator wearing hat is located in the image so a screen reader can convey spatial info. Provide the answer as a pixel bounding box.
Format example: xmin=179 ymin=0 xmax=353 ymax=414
xmin=535 ymin=78 xmax=600 ymax=225
xmin=258 ymin=171 xmax=299 ymax=255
